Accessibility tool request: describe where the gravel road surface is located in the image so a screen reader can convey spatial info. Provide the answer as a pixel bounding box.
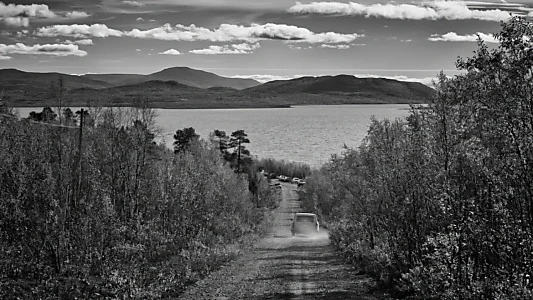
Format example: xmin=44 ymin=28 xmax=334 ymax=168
xmin=179 ymin=181 xmax=390 ymax=299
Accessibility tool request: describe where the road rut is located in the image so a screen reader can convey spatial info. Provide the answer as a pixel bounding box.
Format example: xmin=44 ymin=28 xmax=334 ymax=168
xmin=178 ymin=182 xmax=390 ymax=299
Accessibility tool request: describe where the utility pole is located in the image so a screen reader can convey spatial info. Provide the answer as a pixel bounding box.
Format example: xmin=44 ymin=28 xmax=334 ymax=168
xmin=57 ymin=77 xmax=64 ymax=126
xmin=77 ymin=109 xmax=84 ymax=205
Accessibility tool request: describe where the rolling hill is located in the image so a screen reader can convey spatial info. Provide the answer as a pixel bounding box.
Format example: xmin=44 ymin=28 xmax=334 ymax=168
xmin=244 ymin=75 xmax=434 ymax=101
xmin=82 ymin=67 xmax=260 ymax=90
xmin=78 ymin=74 xmax=147 ymax=86
xmin=1 ymin=67 xmax=436 ymax=108
xmin=0 ymin=69 xmax=111 ymax=91
xmin=106 ymin=80 xmax=202 ymax=92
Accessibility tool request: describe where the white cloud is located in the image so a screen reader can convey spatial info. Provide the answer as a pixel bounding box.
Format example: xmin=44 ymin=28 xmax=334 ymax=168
xmin=429 ymin=32 xmax=498 ymax=43
xmin=75 ymin=39 xmax=94 ymax=45
xmin=288 ymin=44 xmax=312 ymax=50
xmin=122 ymin=1 xmax=144 ymax=6
xmin=16 ymin=30 xmax=28 ymax=38
xmin=64 ymin=39 xmax=94 ymax=45
xmin=288 ymin=1 xmax=512 ymax=22
xmin=0 ymin=42 xmax=87 ymax=59
xmin=159 ymin=49 xmax=182 ymax=55
xmin=3 ymin=17 xmax=29 ymax=27
xmin=190 ymin=43 xmax=260 ymax=55
xmin=126 ymin=23 xmax=361 ymax=44
xmin=63 ymin=39 xmax=94 ymax=46
xmin=0 ymin=2 xmax=54 ymax=27
xmin=0 ymin=2 xmax=89 ymax=27
xmin=36 ymin=24 xmax=125 ymax=38
xmin=34 ymin=22 xmax=361 ymax=45
xmin=320 ymin=44 xmax=350 ymax=49
xmin=65 ymin=11 xmax=91 ymax=19
xmin=0 ymin=2 xmax=56 ymax=19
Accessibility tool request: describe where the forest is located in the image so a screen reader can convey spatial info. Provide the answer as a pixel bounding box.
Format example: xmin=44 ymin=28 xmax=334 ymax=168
xmin=0 ymin=103 xmax=279 ymax=298
xmin=300 ymin=17 xmax=533 ymax=299
xmin=2 ymin=14 xmax=533 ymax=300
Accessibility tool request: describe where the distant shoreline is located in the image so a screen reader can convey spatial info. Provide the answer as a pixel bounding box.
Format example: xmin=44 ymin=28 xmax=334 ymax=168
xmin=11 ymin=102 xmax=420 ymax=110
xmin=12 ymin=103 xmax=293 ymax=110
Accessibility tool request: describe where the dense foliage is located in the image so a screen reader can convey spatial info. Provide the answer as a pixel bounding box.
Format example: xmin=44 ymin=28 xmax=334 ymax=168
xmin=0 ymin=106 xmax=278 ymax=298
xmin=300 ymin=17 xmax=533 ymax=299
xmin=256 ymin=158 xmax=312 ymax=179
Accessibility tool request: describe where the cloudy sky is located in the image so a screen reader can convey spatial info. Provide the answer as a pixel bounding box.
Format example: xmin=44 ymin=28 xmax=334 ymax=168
xmin=1 ymin=0 xmax=532 ymax=84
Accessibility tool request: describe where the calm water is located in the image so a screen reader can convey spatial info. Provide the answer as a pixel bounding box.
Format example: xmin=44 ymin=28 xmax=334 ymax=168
xmin=16 ymin=105 xmax=411 ymax=167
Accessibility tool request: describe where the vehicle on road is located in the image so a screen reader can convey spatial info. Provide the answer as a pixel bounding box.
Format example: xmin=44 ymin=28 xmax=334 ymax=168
xmin=269 ymin=181 xmax=281 ymax=187
xmin=291 ymin=213 xmax=319 ymax=236
xmin=297 ymin=180 xmax=306 ymax=187
xmin=291 ymin=177 xmax=300 ymax=184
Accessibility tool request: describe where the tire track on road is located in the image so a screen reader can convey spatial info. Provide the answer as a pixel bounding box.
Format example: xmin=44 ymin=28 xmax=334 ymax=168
xmin=179 ymin=180 xmax=390 ymax=300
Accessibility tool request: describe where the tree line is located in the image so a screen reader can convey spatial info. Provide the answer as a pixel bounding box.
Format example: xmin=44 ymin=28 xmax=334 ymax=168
xmin=256 ymin=157 xmax=311 ymax=179
xmin=300 ymin=17 xmax=533 ymax=299
xmin=0 ymin=104 xmax=278 ymax=298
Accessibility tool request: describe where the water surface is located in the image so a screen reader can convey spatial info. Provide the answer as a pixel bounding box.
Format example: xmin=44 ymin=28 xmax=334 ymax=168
xmin=16 ymin=105 xmax=411 ymax=167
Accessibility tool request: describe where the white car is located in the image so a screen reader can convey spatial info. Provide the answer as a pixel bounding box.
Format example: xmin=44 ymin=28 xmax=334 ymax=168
xmin=291 ymin=177 xmax=300 ymax=184
xmin=291 ymin=213 xmax=319 ymax=236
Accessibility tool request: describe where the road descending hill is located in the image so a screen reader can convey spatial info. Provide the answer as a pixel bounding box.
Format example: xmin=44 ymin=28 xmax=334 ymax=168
xmin=178 ymin=181 xmax=390 ymax=299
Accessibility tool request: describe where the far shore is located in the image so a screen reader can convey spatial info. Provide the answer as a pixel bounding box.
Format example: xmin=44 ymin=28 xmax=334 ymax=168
xmin=11 ymin=101 xmax=421 ymax=110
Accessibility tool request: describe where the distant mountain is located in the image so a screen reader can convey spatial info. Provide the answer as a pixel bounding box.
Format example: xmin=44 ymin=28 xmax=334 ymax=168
xmin=244 ymin=75 xmax=435 ymax=101
xmin=0 ymin=69 xmax=113 ymax=106
xmin=82 ymin=67 xmax=260 ymax=90
xmin=107 ymin=80 xmax=202 ymax=92
xmin=149 ymin=67 xmax=259 ymax=89
xmin=1 ymin=68 xmax=435 ymax=108
xmin=0 ymin=68 xmax=111 ymax=92
xmin=80 ymin=74 xmax=147 ymax=86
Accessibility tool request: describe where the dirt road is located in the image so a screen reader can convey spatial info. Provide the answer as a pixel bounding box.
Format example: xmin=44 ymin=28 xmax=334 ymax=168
xmin=179 ymin=182 xmax=390 ymax=299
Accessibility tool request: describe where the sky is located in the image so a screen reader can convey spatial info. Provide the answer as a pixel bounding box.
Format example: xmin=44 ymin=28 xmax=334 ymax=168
xmin=1 ymin=0 xmax=532 ymax=84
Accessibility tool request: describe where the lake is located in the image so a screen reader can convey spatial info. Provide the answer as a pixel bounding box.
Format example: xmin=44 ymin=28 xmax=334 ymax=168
xmin=16 ymin=105 xmax=411 ymax=167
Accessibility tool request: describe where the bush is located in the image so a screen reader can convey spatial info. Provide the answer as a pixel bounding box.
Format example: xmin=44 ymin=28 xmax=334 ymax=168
xmin=256 ymin=157 xmax=312 ymax=179
xmin=0 ymin=106 xmax=277 ymax=299
xmin=299 ymin=17 xmax=533 ymax=299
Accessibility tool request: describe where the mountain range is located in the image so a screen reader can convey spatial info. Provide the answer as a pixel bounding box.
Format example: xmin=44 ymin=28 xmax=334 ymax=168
xmin=0 ymin=67 xmax=436 ymax=109
xmin=81 ymin=67 xmax=259 ymax=90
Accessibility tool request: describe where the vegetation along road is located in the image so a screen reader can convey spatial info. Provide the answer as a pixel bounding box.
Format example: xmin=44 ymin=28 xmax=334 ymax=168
xmin=179 ymin=181 xmax=390 ymax=299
